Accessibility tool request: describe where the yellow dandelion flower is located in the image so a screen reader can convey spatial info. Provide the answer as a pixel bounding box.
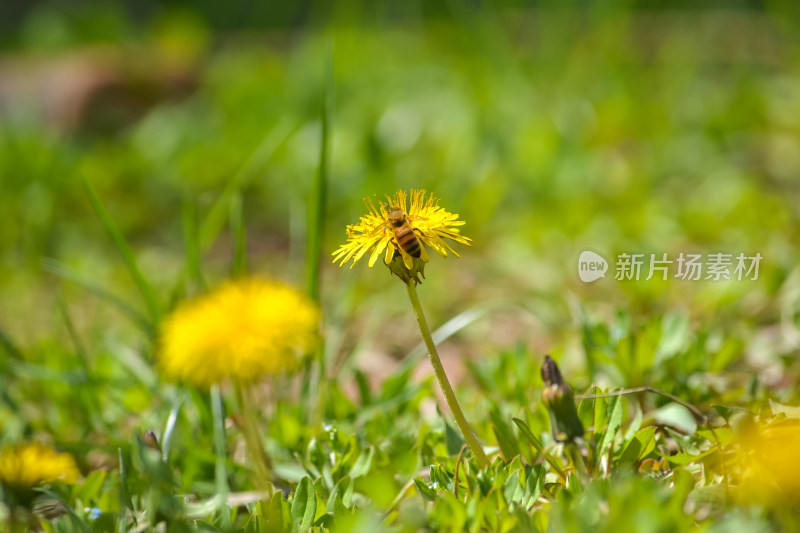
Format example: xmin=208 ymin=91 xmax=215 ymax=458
xmin=158 ymin=279 xmax=319 ymax=387
xmin=332 ymin=189 xmax=472 ymax=271
xmin=0 ymin=443 xmax=80 ymax=491
xmin=735 ymin=422 xmax=800 ymax=504
xmin=332 ymin=190 xmax=489 ymax=467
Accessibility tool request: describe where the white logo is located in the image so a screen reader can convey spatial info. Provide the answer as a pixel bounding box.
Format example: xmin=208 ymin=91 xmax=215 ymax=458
xmin=578 ymin=250 xmax=608 ymax=282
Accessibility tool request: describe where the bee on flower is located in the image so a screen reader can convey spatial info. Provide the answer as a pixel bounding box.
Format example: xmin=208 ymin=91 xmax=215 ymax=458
xmin=333 ymin=189 xmax=471 ymax=284
xmin=158 ymin=279 xmax=319 ymax=388
xmin=332 ymin=189 xmax=490 ymax=468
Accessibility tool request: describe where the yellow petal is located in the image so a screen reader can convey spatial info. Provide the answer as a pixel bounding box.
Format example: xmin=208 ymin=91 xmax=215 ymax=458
xmin=369 ymin=233 xmax=392 ymax=267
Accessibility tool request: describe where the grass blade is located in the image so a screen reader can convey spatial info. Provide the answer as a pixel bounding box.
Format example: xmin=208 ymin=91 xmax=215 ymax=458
xmin=182 ymin=195 xmax=206 ymax=292
xmin=306 ymin=41 xmax=333 ymax=303
xmin=118 ymin=448 xmax=132 ymax=533
xmin=199 ymin=117 xmax=294 ymax=253
xmin=230 ymin=191 xmax=247 ymax=277
xmin=56 ymin=291 xmax=95 ymax=392
xmin=0 ymin=328 xmax=21 ymax=411
xmin=83 ymin=179 xmax=162 ymax=324
xmin=42 ymin=258 xmax=154 ymax=337
xmin=307 ymin=42 xmax=334 ymax=430
xmin=161 ymin=393 xmax=185 ymax=463
xmin=36 ymin=488 xmax=88 ymax=533
xmin=512 ymin=417 xmax=566 ymax=481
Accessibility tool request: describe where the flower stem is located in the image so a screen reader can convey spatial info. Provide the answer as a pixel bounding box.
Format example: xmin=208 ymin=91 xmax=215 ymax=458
xmin=405 ymin=282 xmax=490 ymax=470
xmin=235 ymin=383 xmax=273 ymax=492
xmin=209 ymin=385 xmax=232 ymax=529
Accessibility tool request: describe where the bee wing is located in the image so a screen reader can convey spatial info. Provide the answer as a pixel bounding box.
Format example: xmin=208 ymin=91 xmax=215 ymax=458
xmin=401 ymin=248 xmax=414 ymax=270
xmin=367 ymin=220 xmax=389 ymax=237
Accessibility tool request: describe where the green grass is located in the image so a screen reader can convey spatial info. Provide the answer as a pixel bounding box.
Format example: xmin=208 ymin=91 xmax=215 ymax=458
xmin=2 ymin=3 xmax=800 ymax=531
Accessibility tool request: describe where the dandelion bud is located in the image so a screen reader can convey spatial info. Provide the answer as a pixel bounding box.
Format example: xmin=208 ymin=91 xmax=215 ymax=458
xmin=541 ymin=356 xmax=584 ymax=443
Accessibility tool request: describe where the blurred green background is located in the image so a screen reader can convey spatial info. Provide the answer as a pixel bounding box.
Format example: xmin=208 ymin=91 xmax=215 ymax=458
xmin=2 ymin=0 xmax=799 ymax=394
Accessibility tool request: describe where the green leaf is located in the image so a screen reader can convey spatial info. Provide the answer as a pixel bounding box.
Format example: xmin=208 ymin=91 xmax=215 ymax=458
xmin=696 ymin=427 xmax=735 ymax=446
xmin=444 ymin=417 xmax=465 ymax=456
xmin=593 ymin=388 xmax=609 ymax=442
xmin=503 ymin=468 xmax=523 ymax=505
xmin=76 ymin=470 xmax=107 ymax=503
xmin=291 ymin=476 xmax=317 ymax=529
xmin=511 ymin=417 xmax=543 ymax=453
xmin=430 ymin=464 xmax=454 ymax=492
xmin=414 ymin=478 xmax=437 ymax=502
xmin=769 ymin=400 xmax=800 ymax=419
xmin=354 ymin=369 xmax=372 ymax=406
xmin=521 ymin=465 xmax=545 ymax=509
xmin=333 ymin=494 xmax=349 ymax=519
xmin=652 ymin=403 xmax=696 ymax=434
xmin=348 ymin=446 xmax=374 ymax=478
xmin=655 ymin=312 xmax=689 ymax=364
xmin=489 ymin=408 xmax=520 ymax=461
xmin=665 ymin=448 xmax=717 ymax=467
xmin=263 ymin=493 xmax=287 ymax=532
xmin=708 ymin=337 xmax=743 ymax=372
xmin=598 ymin=393 xmax=623 ymax=456
xmin=196 ymin=520 xmax=223 ymax=531
xmin=712 ymin=404 xmax=751 ymax=423
xmin=326 ymin=476 xmax=353 ymax=512
xmin=618 ymin=426 xmax=657 ymax=467
xmin=479 ymin=489 xmax=502 ymax=531
xmin=512 ymin=417 xmax=567 ymax=480
xmin=314 ymin=513 xmax=334 ymax=528
xmin=577 ymin=386 xmax=602 ymax=434
xmin=671 ymin=468 xmax=696 ymax=505
xmin=623 ymin=402 xmax=643 ymax=442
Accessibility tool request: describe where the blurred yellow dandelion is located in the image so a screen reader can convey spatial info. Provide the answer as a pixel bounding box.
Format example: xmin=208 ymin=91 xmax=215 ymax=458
xmin=159 ymin=279 xmax=319 ymax=387
xmin=332 ymin=189 xmax=471 ymax=271
xmin=736 ymin=422 xmax=800 ymax=504
xmin=0 ymin=443 xmax=79 ymax=490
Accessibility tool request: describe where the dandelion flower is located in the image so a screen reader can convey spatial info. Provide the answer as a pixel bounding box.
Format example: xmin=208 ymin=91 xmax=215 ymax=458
xmin=0 ymin=443 xmax=79 ymax=492
xmin=735 ymin=421 xmax=800 ymax=504
xmin=331 ymin=189 xmax=489 ymax=468
xmin=332 ymin=189 xmax=471 ymax=271
xmin=159 ymin=279 xmax=319 ymax=387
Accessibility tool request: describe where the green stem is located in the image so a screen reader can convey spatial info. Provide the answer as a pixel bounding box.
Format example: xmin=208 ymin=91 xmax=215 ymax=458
xmin=405 ymin=282 xmax=490 ymax=470
xmin=235 ymin=383 xmax=273 ymax=492
xmin=566 ymin=442 xmax=589 ymax=484
xmin=210 ymin=385 xmax=232 ymax=529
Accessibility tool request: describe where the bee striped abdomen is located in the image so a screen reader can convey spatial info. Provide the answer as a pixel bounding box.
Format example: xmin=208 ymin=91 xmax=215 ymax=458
xmin=394 ymin=225 xmax=421 ymax=258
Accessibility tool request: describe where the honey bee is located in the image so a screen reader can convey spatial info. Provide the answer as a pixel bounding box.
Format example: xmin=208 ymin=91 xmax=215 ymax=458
xmin=386 ymin=208 xmax=422 ymax=259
